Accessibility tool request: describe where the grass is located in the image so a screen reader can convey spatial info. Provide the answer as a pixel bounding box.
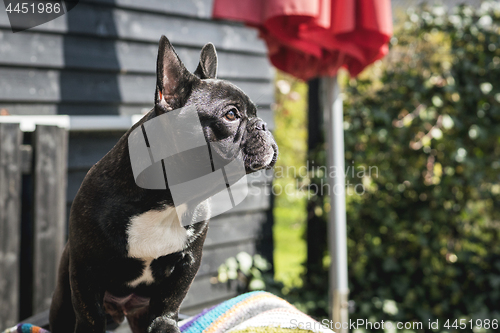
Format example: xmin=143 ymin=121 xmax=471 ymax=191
xmin=273 ymin=197 xmax=307 ymax=288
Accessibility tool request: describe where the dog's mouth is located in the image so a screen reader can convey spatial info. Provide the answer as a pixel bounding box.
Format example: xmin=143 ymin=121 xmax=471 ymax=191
xmin=265 ymin=142 xmax=278 ymax=169
xmin=243 ymin=142 xmax=278 ymax=173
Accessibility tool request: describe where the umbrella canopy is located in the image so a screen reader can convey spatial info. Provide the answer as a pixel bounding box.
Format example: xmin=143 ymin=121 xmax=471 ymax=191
xmin=213 ymin=0 xmax=392 ymax=80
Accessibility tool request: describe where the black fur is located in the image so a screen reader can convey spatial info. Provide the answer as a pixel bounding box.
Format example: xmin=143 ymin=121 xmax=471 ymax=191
xmin=49 ymin=35 xmax=277 ymax=333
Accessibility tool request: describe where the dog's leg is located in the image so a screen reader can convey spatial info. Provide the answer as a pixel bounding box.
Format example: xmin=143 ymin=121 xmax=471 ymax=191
xmin=146 ymin=256 xmax=198 ymax=333
xmin=69 ymin=259 xmax=107 ymax=333
xmin=50 ymin=242 xmax=76 ymax=333
xmin=147 ymin=226 xmax=207 ymax=333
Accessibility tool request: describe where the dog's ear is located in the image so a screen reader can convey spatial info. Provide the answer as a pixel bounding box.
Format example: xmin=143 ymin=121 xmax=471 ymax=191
xmin=155 ymin=35 xmax=196 ymax=113
xmin=194 ymin=43 xmax=218 ymax=80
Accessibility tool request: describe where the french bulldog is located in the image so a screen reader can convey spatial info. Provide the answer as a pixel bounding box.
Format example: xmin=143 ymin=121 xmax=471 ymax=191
xmin=49 ymin=35 xmax=278 ymax=333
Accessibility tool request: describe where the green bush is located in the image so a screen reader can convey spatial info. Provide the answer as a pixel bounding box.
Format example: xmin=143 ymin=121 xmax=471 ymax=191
xmin=343 ymin=2 xmax=500 ymax=331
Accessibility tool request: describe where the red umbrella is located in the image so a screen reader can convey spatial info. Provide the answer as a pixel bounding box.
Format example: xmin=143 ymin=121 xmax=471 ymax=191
xmin=213 ymin=1 xmax=392 ymax=331
xmin=213 ymin=0 xmax=392 ymax=80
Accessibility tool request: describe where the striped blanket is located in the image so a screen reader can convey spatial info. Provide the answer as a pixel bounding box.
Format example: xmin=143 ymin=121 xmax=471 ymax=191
xmin=4 ymin=291 xmax=333 ymax=333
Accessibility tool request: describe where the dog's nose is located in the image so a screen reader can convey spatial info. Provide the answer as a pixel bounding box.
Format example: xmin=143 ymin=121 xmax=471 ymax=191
xmin=255 ymin=120 xmax=267 ymax=131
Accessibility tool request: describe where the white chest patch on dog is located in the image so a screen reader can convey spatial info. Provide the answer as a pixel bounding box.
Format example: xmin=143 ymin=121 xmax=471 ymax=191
xmin=126 ymin=205 xmax=187 ymax=286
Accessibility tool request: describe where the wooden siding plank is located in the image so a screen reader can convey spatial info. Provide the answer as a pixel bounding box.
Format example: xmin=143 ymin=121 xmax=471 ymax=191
xmin=0 ymin=123 xmax=22 ymax=328
xmin=0 ymin=68 xmax=274 ymax=105
xmin=181 ymin=275 xmax=239 ymax=310
xmin=81 ymin=0 xmax=215 ymax=20
xmin=197 ymin=241 xmax=256 ymax=277
xmin=66 ymin=131 xmax=125 ymax=171
xmin=205 ymin=212 xmax=267 ymax=248
xmin=0 ymin=3 xmax=265 ymax=54
xmin=0 ymin=104 xmax=154 ymax=116
xmin=0 ymin=31 xmax=271 ymax=79
xmin=33 ymin=125 xmax=68 ymax=313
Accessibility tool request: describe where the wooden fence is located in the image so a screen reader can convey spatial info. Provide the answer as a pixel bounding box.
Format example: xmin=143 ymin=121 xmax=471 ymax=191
xmin=0 ymin=123 xmax=68 ymax=329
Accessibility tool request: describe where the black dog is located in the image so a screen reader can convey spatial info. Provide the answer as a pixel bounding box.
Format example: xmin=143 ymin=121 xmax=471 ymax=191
xmin=49 ymin=35 xmax=278 ymax=333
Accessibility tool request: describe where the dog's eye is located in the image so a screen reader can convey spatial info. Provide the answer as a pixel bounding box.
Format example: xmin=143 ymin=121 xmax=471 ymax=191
xmin=224 ymin=109 xmax=238 ymax=121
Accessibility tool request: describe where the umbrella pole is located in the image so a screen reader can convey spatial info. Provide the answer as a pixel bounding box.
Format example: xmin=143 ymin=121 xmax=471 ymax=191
xmin=322 ymin=76 xmax=349 ymax=332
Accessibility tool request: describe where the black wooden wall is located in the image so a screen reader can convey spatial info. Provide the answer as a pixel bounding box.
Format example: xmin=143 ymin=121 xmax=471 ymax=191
xmin=0 ymin=0 xmax=275 ymax=317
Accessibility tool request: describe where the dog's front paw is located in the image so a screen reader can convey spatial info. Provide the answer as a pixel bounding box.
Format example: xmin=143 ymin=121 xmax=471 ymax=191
xmin=148 ymin=317 xmax=180 ymax=333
